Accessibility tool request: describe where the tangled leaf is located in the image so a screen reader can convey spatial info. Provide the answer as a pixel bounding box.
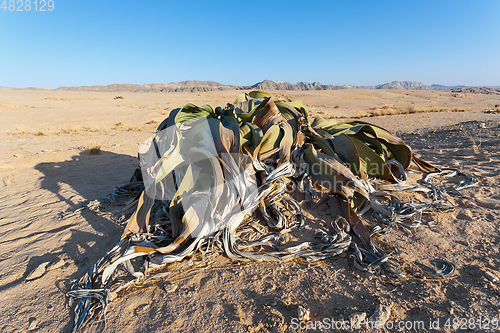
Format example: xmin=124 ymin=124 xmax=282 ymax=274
xmin=67 ymin=91 xmax=475 ymax=332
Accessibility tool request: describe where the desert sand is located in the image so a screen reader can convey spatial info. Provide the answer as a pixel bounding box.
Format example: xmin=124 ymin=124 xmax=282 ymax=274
xmin=1 ymin=88 xmax=499 ymax=332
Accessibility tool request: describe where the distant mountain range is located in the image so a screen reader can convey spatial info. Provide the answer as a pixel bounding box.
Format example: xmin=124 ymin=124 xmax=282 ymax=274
xmin=52 ymin=80 xmax=491 ymax=93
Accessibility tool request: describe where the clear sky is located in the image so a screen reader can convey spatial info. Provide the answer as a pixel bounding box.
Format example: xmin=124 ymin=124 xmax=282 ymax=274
xmin=1 ymin=0 xmax=499 ymax=88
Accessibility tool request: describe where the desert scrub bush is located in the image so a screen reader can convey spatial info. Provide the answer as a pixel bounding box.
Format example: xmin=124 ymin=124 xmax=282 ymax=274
xmin=60 ymin=126 xmax=80 ymax=135
xmin=88 ymin=144 xmax=101 ymax=155
xmin=369 ymin=105 xmax=449 ymax=117
xmin=8 ymin=127 xmax=28 ymax=135
xmin=82 ymin=126 xmax=100 ymax=132
xmin=350 ymin=113 xmax=368 ymax=119
xmin=87 ymin=139 xmax=101 ymax=155
xmin=113 ymin=122 xmax=124 ymax=130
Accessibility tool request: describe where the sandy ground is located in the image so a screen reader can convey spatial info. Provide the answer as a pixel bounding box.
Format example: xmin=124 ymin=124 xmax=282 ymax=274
xmin=0 ymin=88 xmax=499 ymax=332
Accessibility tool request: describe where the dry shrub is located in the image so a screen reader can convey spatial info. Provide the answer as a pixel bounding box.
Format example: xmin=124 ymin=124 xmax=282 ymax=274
xmin=83 ymin=126 xmax=99 ymax=132
xmin=89 ymin=146 xmax=101 ymax=155
xmin=113 ymin=122 xmax=144 ymax=131
xmin=87 ymin=139 xmax=101 ymax=155
xmin=146 ymin=120 xmax=158 ymax=125
xmin=60 ymin=126 xmax=80 ymax=135
xmin=350 ymin=113 xmax=367 ymax=119
xmin=9 ymin=127 xmax=27 ymax=135
xmin=369 ymin=105 xmax=451 ymax=117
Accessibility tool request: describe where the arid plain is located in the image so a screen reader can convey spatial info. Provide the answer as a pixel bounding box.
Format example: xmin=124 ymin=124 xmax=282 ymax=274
xmin=1 ymin=87 xmax=500 ymax=332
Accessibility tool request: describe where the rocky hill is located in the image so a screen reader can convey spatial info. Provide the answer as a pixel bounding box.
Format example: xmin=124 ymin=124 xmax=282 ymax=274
xmin=450 ymin=87 xmax=500 ymax=95
xmin=52 ymin=80 xmax=492 ymax=92
xmin=431 ymin=84 xmax=467 ymax=90
xmin=56 ymin=81 xmax=240 ymax=93
xmin=246 ymin=80 xmax=344 ymax=91
xmin=374 ymin=81 xmax=433 ymax=90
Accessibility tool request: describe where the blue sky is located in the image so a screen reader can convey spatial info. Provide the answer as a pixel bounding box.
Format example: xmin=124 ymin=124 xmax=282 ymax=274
xmin=1 ymin=0 xmax=499 ymax=88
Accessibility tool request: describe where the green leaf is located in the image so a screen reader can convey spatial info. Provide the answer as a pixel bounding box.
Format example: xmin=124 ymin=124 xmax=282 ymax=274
xmin=329 ymin=134 xmax=362 ymax=176
xmin=310 ymin=116 xmax=338 ymax=130
xmin=349 ymin=137 xmax=393 ymax=180
xmin=254 ymin=123 xmax=282 ymax=161
xmin=175 ymin=103 xmax=216 ymax=125
xmin=249 ymin=91 xmax=273 ymax=99
xmin=234 ymin=98 xmax=268 ymax=123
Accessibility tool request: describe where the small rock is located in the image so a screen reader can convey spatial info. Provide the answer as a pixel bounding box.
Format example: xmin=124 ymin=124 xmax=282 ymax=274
xmin=349 ymin=312 xmax=367 ymax=328
xmin=211 ymin=303 xmax=222 ymax=311
xmin=26 ymin=259 xmax=66 ymax=281
xmin=108 ymin=290 xmax=118 ymax=302
xmin=456 ymin=211 xmax=473 ymax=221
xmin=271 ymin=301 xmax=277 ymax=306
xmin=47 ymin=259 xmax=66 ymax=271
xmin=298 ymin=305 xmax=310 ymax=321
xmin=134 ymin=303 xmax=149 ymax=315
xmin=369 ymin=304 xmax=392 ymax=328
xmin=163 ymin=283 xmax=178 ymax=293
xmin=26 ymin=262 xmax=50 ymax=281
xmin=28 ymin=317 xmax=37 ymax=331
xmin=484 ymin=271 xmax=499 ymax=283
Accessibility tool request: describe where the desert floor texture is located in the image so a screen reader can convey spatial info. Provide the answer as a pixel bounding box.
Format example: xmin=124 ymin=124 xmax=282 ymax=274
xmin=1 ymin=88 xmax=499 ymax=332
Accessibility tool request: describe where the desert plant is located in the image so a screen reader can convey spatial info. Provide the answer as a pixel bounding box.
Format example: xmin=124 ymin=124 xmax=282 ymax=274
xmin=88 ymin=144 xmax=101 ymax=155
xmin=86 ymin=137 xmax=102 ymax=155
xmin=460 ymin=126 xmax=481 ymax=154
xmin=60 ymin=126 xmax=79 ymax=135
xmin=82 ymin=126 xmax=100 ymax=132
xmin=9 ymin=127 xmax=27 ymax=135
xmin=68 ymin=91 xmax=472 ymax=332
